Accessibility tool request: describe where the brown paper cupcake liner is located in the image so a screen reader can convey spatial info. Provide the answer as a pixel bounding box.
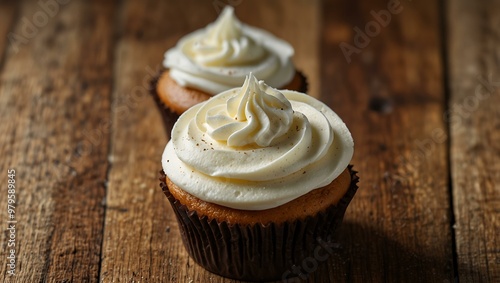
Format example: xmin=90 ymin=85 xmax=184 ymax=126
xmin=296 ymin=70 xmax=309 ymax=94
xmin=149 ymin=68 xmax=179 ymax=137
xmin=159 ymin=166 xmax=359 ymax=281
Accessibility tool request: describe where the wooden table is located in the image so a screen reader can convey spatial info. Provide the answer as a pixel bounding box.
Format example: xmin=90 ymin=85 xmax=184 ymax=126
xmin=1 ymin=0 xmax=498 ymax=282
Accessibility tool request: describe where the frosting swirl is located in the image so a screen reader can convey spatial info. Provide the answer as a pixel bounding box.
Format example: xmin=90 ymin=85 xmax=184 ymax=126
xmin=203 ymin=74 xmax=293 ymax=147
xmin=185 ymin=7 xmax=267 ymax=67
xmin=163 ymin=6 xmax=295 ymax=95
xmin=162 ymin=74 xmax=354 ymax=210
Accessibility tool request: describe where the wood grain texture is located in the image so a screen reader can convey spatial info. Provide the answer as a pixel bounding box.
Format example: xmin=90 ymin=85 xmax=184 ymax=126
xmin=0 ymin=0 xmax=115 ymax=282
xmin=447 ymin=1 xmax=500 ymax=282
xmin=320 ymin=0 xmax=454 ymax=281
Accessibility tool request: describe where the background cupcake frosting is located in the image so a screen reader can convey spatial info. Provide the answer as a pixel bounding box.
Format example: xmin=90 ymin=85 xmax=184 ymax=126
xmin=163 ymin=7 xmax=295 ymax=95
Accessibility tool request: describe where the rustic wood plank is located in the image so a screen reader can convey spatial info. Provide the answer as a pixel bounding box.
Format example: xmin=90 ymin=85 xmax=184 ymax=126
xmin=100 ymin=1 xmax=321 ymax=282
xmin=319 ymin=0 xmax=454 ymax=281
xmin=0 ymin=0 xmax=116 ymax=281
xmin=447 ymin=1 xmax=500 ymax=282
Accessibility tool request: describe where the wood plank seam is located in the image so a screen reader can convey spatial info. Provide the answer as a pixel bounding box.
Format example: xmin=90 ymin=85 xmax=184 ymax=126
xmin=439 ymin=0 xmax=460 ymax=280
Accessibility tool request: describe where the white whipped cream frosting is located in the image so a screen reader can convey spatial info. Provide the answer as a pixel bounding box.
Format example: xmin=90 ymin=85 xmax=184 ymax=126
xmin=162 ymin=74 xmax=353 ymax=210
xmin=163 ymin=6 xmax=295 ymax=95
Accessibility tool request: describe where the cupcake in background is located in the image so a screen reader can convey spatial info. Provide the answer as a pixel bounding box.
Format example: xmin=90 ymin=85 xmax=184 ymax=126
xmin=150 ymin=6 xmax=307 ymax=123
xmin=159 ymin=74 xmax=357 ymax=281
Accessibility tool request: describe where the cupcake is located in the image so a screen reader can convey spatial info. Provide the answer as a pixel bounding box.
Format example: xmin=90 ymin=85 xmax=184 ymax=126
xmin=159 ymin=74 xmax=356 ymax=281
xmin=150 ymin=6 xmax=307 ymax=124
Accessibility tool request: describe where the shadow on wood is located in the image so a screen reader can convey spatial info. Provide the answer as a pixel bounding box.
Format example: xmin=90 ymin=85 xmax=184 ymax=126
xmin=320 ymin=221 xmax=483 ymax=282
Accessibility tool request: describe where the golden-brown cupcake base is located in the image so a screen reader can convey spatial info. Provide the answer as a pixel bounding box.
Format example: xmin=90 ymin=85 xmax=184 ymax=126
xmin=159 ymin=166 xmax=358 ymax=281
xmin=155 ymin=70 xmax=308 ymax=115
xmin=164 ymin=168 xmax=352 ymax=225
